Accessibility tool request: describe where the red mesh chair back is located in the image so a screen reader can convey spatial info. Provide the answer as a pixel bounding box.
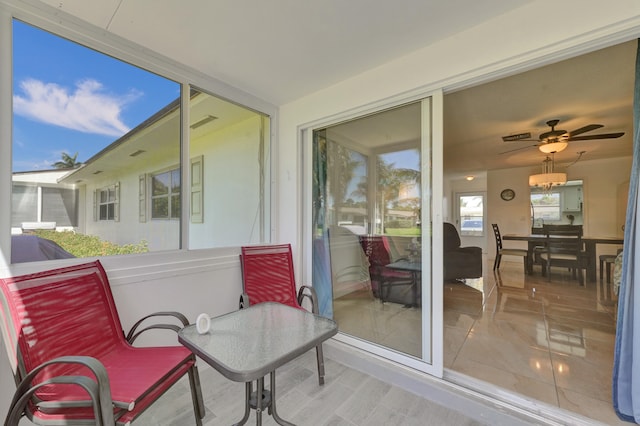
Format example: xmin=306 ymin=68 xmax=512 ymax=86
xmin=358 ymin=235 xmax=415 ymax=303
xmin=1 ymin=262 xmax=123 ymax=388
xmin=240 ymin=244 xmax=330 ymax=385
xmin=359 ymin=235 xmax=393 ymax=271
xmin=240 ymin=244 xmax=300 ymax=308
xmin=0 ymin=260 xmax=204 ymax=425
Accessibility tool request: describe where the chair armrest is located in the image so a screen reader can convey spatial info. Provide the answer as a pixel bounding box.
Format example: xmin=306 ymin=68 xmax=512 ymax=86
xmin=239 ymin=293 xmax=250 ymax=309
xmin=297 ymin=285 xmax=319 ymax=314
xmin=126 ymin=311 xmax=189 ymax=343
xmin=6 ymin=356 xmax=115 ymax=425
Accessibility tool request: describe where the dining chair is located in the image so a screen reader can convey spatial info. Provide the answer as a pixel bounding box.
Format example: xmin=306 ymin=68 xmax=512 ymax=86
xmin=239 ymin=244 xmax=327 ymax=385
xmin=0 ymin=260 xmax=205 ymax=426
xmin=358 ymin=235 xmax=414 ymax=303
xmin=491 ymin=224 xmax=529 ymax=273
xmin=539 ymin=224 xmax=587 ymax=285
xmin=600 ymin=248 xmax=623 ymax=283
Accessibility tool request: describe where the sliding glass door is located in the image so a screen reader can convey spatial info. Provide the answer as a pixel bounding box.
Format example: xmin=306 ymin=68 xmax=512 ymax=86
xmin=309 ymin=95 xmax=442 ymax=374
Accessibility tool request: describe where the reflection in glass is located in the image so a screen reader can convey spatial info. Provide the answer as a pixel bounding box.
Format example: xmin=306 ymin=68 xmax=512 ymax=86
xmin=312 ymin=102 xmax=424 ymax=358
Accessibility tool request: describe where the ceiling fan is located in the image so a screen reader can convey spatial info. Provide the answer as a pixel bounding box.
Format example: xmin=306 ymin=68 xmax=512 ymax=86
xmin=501 ymin=119 xmax=624 ymax=154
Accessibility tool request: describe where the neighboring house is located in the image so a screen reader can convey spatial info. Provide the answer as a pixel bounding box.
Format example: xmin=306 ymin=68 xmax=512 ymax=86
xmin=11 ymin=169 xmax=77 ymax=234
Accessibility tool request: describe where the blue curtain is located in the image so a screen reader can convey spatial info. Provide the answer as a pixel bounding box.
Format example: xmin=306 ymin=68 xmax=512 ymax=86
xmin=312 ymin=130 xmax=334 ymax=318
xmin=613 ymin=38 xmax=640 ymax=422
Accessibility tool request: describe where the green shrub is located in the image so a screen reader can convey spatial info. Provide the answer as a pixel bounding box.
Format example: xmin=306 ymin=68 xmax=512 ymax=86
xmin=33 ymin=230 xmax=148 ymax=257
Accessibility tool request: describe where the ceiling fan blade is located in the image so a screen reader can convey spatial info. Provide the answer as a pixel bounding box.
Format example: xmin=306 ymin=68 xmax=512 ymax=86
xmin=502 ymin=132 xmax=533 ymax=142
xmin=499 ymin=144 xmax=538 ymax=154
xmin=568 ymin=132 xmax=624 ymax=141
xmin=569 ymin=124 xmax=603 ymax=136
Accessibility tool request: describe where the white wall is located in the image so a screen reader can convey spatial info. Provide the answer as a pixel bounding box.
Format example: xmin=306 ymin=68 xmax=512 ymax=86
xmin=487 ymin=156 xmax=631 ymax=258
xmin=277 ymin=1 xmax=640 ymax=250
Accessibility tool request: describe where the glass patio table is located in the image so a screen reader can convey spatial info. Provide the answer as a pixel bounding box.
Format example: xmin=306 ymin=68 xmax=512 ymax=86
xmin=178 ymin=302 xmax=338 ymax=426
xmin=385 ymin=259 xmax=422 ymax=307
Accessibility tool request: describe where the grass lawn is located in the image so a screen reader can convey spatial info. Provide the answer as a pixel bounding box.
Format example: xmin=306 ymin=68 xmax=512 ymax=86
xmin=33 ymin=230 xmax=148 ymax=258
xmin=385 ymin=228 xmax=421 ymax=236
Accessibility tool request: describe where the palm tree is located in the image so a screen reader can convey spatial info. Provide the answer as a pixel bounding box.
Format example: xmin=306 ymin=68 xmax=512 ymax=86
xmin=52 ymin=152 xmax=81 ymax=169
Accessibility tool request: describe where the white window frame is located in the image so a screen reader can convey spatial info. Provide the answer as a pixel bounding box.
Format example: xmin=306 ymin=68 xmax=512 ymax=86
xmin=95 ymin=183 xmax=119 ymax=222
xmin=457 ymin=192 xmax=485 ymax=237
xmin=150 ymin=167 xmax=180 ymax=220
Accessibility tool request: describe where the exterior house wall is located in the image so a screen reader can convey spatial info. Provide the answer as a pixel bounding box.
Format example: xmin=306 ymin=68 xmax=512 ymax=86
xmin=189 ymin=115 xmax=266 ymax=248
xmin=79 ymin=156 xmax=181 ymax=251
xmin=68 ymin=115 xmax=265 ymax=251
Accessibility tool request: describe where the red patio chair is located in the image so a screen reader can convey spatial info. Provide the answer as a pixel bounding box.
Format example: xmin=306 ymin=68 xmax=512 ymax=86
xmin=239 ymin=244 xmax=327 ymax=385
xmin=359 ymin=235 xmax=414 ymax=303
xmin=0 ymin=260 xmax=205 ymax=426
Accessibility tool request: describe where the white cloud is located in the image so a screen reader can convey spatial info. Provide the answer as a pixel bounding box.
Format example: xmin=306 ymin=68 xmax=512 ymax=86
xmin=13 ymin=78 xmax=139 ymax=137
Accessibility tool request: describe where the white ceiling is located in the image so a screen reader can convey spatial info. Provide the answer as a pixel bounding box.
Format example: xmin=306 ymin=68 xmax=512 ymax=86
xmin=444 ymin=40 xmax=636 ymax=175
xmin=31 ymin=0 xmax=637 ymax=174
xmin=36 ymin=0 xmax=530 ymax=105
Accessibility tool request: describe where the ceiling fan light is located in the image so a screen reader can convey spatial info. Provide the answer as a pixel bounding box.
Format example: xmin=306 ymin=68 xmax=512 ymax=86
xmin=539 ymin=141 xmax=568 ymax=154
xmin=529 ymin=172 xmax=567 ymax=187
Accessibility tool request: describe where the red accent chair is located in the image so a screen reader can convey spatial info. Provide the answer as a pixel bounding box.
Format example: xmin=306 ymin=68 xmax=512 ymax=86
xmin=0 ymin=260 xmax=205 ymax=426
xmin=239 ymin=244 xmax=327 ymax=385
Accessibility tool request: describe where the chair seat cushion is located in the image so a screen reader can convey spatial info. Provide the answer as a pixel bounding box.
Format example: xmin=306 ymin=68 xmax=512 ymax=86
xmin=500 ymin=248 xmax=528 ymax=256
xmin=31 ymin=344 xmax=195 ymax=423
xmin=540 ymin=253 xmax=579 ymax=261
xmin=380 ymin=268 xmax=413 ymax=279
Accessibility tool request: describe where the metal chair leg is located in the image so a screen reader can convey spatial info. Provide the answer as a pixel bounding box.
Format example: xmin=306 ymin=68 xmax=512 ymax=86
xmin=187 ymin=363 xmax=205 ymax=425
xmin=315 ymin=344 xmax=325 ymax=385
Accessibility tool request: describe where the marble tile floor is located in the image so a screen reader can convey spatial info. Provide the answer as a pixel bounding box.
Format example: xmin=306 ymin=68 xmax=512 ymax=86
xmin=333 ymin=260 xmax=624 ymax=425
xmin=131 ymin=351 xmax=488 ymax=426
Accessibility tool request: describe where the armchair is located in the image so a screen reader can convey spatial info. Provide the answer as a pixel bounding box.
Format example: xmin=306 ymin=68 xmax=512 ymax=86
xmin=443 ymin=222 xmax=483 ymax=281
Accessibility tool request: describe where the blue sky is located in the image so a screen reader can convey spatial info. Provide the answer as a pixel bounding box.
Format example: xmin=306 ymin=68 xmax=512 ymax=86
xmin=12 ymin=19 xmax=180 ymax=172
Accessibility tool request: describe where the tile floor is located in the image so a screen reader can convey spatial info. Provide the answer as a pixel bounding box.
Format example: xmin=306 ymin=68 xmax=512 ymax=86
xmin=132 ymin=351 xmax=490 ymax=426
xmin=333 ymin=259 xmax=624 ymax=425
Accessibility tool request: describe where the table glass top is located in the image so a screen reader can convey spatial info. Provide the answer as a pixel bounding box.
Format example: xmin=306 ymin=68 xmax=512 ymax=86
xmin=178 ymin=302 xmax=337 ymax=382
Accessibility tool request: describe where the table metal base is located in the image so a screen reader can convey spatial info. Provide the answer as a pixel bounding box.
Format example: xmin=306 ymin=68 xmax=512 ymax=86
xmin=232 ymin=371 xmax=295 ymax=426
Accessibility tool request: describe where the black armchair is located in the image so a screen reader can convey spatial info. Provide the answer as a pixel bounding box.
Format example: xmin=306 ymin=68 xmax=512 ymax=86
xmin=443 ymin=222 xmax=483 ymax=281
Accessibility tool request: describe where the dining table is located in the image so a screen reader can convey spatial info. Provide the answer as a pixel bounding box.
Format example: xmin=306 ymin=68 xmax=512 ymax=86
xmin=502 ymin=233 xmax=623 ymax=282
xmin=178 ymin=302 xmax=338 ymax=426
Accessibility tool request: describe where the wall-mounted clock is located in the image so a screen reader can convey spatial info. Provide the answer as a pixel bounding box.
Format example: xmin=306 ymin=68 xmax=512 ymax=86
xmin=500 ymin=188 xmax=515 ymax=201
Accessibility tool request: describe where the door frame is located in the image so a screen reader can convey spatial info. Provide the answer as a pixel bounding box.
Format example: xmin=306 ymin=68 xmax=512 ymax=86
xmin=300 ymin=90 xmax=444 ymax=377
